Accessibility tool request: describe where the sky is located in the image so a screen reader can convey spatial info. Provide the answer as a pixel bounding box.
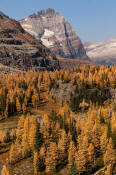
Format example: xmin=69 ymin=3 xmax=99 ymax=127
xmin=0 ymin=0 xmax=116 ymax=42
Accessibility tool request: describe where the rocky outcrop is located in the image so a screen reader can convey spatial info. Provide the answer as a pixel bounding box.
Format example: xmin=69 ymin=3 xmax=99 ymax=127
xmin=84 ymin=38 xmax=116 ymax=65
xmin=0 ymin=13 xmax=60 ymax=71
xmin=20 ymin=8 xmax=89 ymax=60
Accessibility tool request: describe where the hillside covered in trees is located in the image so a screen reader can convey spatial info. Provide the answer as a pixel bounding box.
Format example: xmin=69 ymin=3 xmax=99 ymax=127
xmin=0 ymin=65 xmax=116 ymax=175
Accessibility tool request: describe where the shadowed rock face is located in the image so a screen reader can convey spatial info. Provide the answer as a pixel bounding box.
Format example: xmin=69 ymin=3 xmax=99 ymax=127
xmin=20 ymin=8 xmax=89 ymax=60
xmin=0 ymin=13 xmax=60 ymax=71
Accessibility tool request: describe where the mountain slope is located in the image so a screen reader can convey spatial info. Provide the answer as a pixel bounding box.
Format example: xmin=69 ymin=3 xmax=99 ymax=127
xmin=84 ymin=38 xmax=116 ymax=65
xmin=20 ymin=8 xmax=89 ymax=60
xmin=0 ymin=12 xmax=60 ymax=71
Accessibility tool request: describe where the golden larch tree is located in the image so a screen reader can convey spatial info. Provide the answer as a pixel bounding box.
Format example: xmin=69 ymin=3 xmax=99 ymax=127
xmin=104 ymin=138 xmax=115 ymax=165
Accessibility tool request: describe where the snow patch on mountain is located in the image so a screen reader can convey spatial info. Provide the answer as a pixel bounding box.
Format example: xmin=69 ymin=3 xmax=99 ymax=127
xmin=41 ymin=38 xmax=54 ymax=47
xmin=25 ymin=18 xmax=28 ymax=22
xmin=41 ymin=29 xmax=55 ymax=47
xmin=44 ymin=29 xmax=54 ymax=37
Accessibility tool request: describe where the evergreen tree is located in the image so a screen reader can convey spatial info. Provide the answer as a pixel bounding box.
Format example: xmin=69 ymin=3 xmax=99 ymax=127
xmin=104 ymin=138 xmax=115 ymax=165
xmin=1 ymin=165 xmax=10 ymax=175
xmin=45 ymin=142 xmax=58 ymax=173
xmin=16 ymin=97 xmax=21 ymax=113
xmin=33 ymin=123 xmax=43 ymax=152
xmin=33 ymin=151 xmax=39 ymax=175
xmin=68 ymin=140 xmax=76 ymax=168
xmin=88 ymin=143 xmax=95 ymax=169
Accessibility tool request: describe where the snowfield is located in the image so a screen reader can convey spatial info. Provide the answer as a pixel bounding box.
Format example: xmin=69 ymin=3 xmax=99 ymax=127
xmin=84 ymin=38 xmax=116 ymax=64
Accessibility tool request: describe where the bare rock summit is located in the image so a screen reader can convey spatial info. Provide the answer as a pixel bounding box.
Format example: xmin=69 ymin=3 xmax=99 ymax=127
xmin=20 ymin=8 xmax=89 ymax=60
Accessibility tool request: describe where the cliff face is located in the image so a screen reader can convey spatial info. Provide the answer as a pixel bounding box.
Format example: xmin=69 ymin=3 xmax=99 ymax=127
xmin=20 ymin=9 xmax=89 ymax=60
xmin=0 ymin=13 xmax=60 ymax=71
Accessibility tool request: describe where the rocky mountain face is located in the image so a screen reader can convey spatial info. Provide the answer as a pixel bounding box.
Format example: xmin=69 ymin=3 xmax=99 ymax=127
xmin=20 ymin=8 xmax=89 ymax=60
xmin=84 ymin=38 xmax=116 ymax=65
xmin=0 ymin=13 xmax=60 ymax=71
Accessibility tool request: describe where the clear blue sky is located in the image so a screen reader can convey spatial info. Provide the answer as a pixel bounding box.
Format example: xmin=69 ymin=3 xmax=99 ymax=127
xmin=0 ymin=0 xmax=116 ymax=42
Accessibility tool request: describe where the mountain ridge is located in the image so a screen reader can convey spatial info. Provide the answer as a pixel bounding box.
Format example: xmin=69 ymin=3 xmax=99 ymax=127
xmin=0 ymin=12 xmax=60 ymax=71
xmin=84 ymin=38 xmax=116 ymax=65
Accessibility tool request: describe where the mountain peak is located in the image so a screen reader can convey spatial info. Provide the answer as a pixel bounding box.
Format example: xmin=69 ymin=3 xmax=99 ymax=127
xmin=37 ymin=8 xmax=56 ymax=15
xmin=29 ymin=8 xmax=56 ymax=18
xmin=20 ymin=9 xmax=89 ymax=60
